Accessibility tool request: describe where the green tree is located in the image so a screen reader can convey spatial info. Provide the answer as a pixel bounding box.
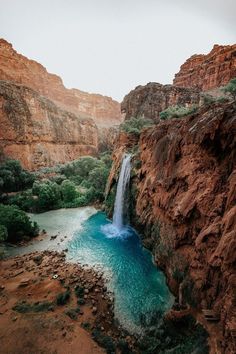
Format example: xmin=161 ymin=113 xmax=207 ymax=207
xmin=0 ymin=224 xmax=8 ymax=242
xmin=37 ymin=181 xmax=61 ymax=211
xmin=160 ymin=105 xmax=198 ymax=120
xmin=0 ymin=204 xmax=38 ymax=242
xmin=0 ymin=159 xmax=35 ymax=193
xmin=223 ymin=78 xmax=236 ymax=100
xmin=120 ymin=116 xmax=154 ymax=135
xmin=61 ymin=180 xmax=77 ymax=202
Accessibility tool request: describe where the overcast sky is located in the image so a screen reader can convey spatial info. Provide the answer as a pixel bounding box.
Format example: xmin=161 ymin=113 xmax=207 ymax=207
xmin=0 ymin=0 xmax=235 ymax=101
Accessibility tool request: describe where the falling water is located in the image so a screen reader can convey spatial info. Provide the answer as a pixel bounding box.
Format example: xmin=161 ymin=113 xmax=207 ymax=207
xmin=113 ymin=154 xmax=131 ymax=230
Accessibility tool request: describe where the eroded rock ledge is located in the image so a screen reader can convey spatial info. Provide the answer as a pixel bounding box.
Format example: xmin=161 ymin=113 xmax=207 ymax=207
xmin=0 ymin=81 xmax=98 ymax=170
xmin=107 ymin=101 xmax=236 ymax=354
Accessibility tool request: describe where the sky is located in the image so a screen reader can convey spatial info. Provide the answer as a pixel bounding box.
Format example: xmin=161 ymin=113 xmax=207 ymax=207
xmin=0 ymin=0 xmax=235 ymax=102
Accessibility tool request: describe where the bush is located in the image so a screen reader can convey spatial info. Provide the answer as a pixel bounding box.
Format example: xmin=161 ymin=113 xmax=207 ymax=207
xmin=6 ymin=190 xmax=37 ymax=212
xmin=0 ymin=160 xmax=35 ymax=193
xmin=223 ymin=77 xmax=236 ymax=100
xmin=37 ymin=181 xmax=61 ymax=211
xmin=56 ymin=289 xmax=70 ymax=305
xmin=61 ymin=180 xmax=77 ymax=202
xmin=0 ymin=224 xmax=8 ymax=242
xmin=201 ymin=93 xmax=229 ymax=105
xmin=0 ymin=204 xmax=39 ymax=242
xmin=160 ymin=105 xmax=198 ymax=120
xmin=92 ymin=328 xmax=115 ymax=354
xmin=120 ymin=116 xmax=154 ymax=135
xmin=13 ymin=301 xmax=53 ymax=313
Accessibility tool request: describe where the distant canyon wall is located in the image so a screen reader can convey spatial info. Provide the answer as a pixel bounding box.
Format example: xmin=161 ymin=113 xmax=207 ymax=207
xmin=173 ymin=44 xmax=236 ymax=91
xmin=0 ymin=39 xmax=122 ymax=128
xmin=0 ymin=38 xmax=122 ymax=169
xmin=0 ymin=81 xmax=98 ymax=170
xmin=121 ymin=82 xmax=201 ymax=121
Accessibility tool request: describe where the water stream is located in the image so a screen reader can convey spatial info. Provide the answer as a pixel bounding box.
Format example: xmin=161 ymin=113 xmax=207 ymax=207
xmin=113 ymin=153 xmax=131 ymax=230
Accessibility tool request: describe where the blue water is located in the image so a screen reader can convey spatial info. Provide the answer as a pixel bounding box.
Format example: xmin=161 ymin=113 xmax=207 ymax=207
xmin=2 ymin=207 xmax=174 ymax=334
xmin=68 ymin=211 xmax=173 ymax=333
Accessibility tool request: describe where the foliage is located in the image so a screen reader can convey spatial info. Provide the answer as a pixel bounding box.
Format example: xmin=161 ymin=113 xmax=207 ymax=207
xmin=138 ymin=314 xmax=209 ymax=354
xmin=6 ymin=190 xmax=37 ymax=212
xmin=35 ymin=180 xmax=61 ymax=211
xmin=0 ymin=204 xmax=39 ymax=242
xmin=74 ymin=285 xmax=84 ymax=298
xmin=201 ymin=93 xmax=229 ymax=105
xmin=0 ymin=224 xmax=8 ymax=242
xmin=61 ymin=180 xmax=77 ymax=203
xmin=65 ymin=308 xmax=79 ymax=320
xmin=223 ymin=77 xmax=236 ymax=99
xmin=92 ymin=328 xmax=116 ymax=354
xmin=0 ymin=160 xmax=35 ymax=193
xmin=13 ymin=301 xmax=53 ymax=313
xmin=120 ymin=116 xmax=154 ymax=135
xmin=56 ymin=289 xmax=70 ymax=305
xmin=2 ymin=152 xmax=112 ymax=214
xmin=160 ymin=105 xmax=198 ymax=120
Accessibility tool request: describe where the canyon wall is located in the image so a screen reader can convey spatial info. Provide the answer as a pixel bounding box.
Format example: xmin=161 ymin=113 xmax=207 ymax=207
xmin=0 ymin=81 xmax=98 ymax=170
xmin=107 ymin=101 xmax=236 ymax=353
xmin=0 ymin=38 xmax=122 ymax=168
xmin=173 ymin=44 xmax=236 ymax=91
xmin=121 ymin=82 xmax=201 ymax=121
xmin=0 ymin=39 xmax=121 ymax=127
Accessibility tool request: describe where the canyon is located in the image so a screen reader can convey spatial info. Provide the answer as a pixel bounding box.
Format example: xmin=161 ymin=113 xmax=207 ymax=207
xmin=121 ymin=82 xmax=201 ymax=121
xmin=0 ymin=39 xmax=121 ymax=169
xmin=107 ymin=100 xmax=236 ymax=354
xmin=1 ymin=37 xmax=236 ymax=354
xmin=173 ymin=44 xmax=236 ymax=91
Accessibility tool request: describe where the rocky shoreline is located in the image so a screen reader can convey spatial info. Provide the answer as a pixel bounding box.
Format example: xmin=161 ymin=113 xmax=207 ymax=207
xmin=0 ymin=250 xmax=137 ymax=354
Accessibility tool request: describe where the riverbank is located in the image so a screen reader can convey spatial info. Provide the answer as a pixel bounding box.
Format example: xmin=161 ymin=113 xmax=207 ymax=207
xmin=0 ymin=250 xmax=137 ymax=354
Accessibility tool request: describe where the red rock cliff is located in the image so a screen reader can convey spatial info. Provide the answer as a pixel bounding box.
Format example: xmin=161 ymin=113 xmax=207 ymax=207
xmin=173 ymin=44 xmax=236 ymax=91
xmin=107 ymin=101 xmax=236 ymax=354
xmin=121 ymin=82 xmax=200 ymax=121
xmin=0 ymin=81 xmax=98 ymax=170
xmin=0 ymin=38 xmax=121 ymax=127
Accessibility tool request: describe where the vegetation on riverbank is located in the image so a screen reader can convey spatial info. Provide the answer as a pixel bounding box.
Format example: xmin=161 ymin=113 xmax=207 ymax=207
xmin=0 ymin=152 xmax=112 ymax=214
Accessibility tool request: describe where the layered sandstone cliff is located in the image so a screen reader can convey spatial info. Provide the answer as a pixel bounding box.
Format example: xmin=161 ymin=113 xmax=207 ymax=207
xmin=107 ymin=101 xmax=236 ymax=353
xmin=121 ymin=82 xmax=201 ymax=121
xmin=0 ymin=81 xmax=98 ymax=170
xmin=173 ymin=44 xmax=236 ymax=91
xmin=0 ymin=38 xmax=121 ymax=127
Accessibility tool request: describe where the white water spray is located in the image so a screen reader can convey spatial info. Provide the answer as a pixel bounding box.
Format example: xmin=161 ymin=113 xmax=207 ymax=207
xmin=113 ymin=154 xmax=132 ymax=230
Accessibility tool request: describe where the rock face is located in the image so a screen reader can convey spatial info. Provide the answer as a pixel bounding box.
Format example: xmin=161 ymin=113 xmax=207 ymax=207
xmin=0 ymin=81 xmax=97 ymax=170
xmin=121 ymin=82 xmax=200 ymax=121
xmin=173 ymin=44 xmax=236 ymax=91
xmin=0 ymin=39 xmax=121 ymax=127
xmin=107 ymin=101 xmax=236 ymax=354
xmin=0 ymin=38 xmax=122 ymax=168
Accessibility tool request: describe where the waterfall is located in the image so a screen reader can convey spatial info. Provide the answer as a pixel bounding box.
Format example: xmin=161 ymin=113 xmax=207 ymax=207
xmin=113 ymin=154 xmax=132 ymax=230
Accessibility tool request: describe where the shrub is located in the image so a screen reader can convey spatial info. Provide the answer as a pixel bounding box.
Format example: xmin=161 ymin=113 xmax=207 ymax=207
xmin=223 ymin=77 xmax=236 ymax=100
xmin=6 ymin=190 xmax=37 ymax=212
xmin=65 ymin=308 xmax=78 ymax=320
xmin=120 ymin=116 xmax=154 ymax=135
xmin=0 ymin=160 xmax=35 ymax=193
xmin=13 ymin=301 xmax=53 ymax=313
xmin=61 ymin=179 xmax=77 ymax=202
xmin=74 ymin=285 xmax=84 ymax=298
xmin=92 ymin=328 xmax=115 ymax=354
xmin=201 ymin=93 xmax=229 ymax=105
xmin=37 ymin=181 xmax=61 ymax=211
xmin=0 ymin=204 xmax=39 ymax=242
xmin=160 ymin=105 xmax=198 ymax=120
xmin=0 ymin=224 xmax=8 ymax=242
xmin=56 ymin=289 xmax=70 ymax=305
